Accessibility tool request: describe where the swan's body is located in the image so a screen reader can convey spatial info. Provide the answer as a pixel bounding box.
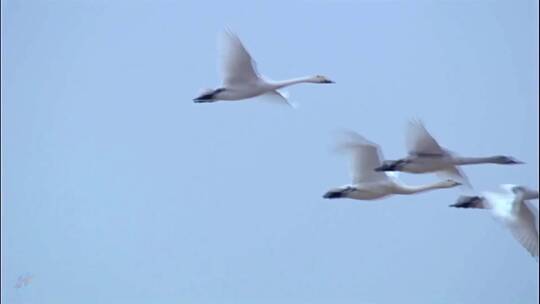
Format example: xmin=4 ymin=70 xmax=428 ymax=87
xmin=323 ymin=131 xmax=461 ymax=200
xmin=374 ymin=120 xmax=522 ymax=184
xmin=451 ymin=184 xmax=539 ymax=258
xmin=194 ymin=31 xmax=333 ymax=105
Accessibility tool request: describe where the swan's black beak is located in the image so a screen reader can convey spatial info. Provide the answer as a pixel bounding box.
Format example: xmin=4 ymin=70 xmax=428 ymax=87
xmin=322 ymin=79 xmax=335 ymax=84
xmin=508 ymin=159 xmax=524 ymax=165
xmin=323 ymin=191 xmax=343 ymax=199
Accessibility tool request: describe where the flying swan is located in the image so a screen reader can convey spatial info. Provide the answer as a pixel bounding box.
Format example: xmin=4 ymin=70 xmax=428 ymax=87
xmin=374 ymin=120 xmax=523 ymax=185
xmin=193 ymin=30 xmax=334 ymax=105
xmin=450 ymin=184 xmax=539 ymax=258
xmin=323 ymin=131 xmax=461 ymax=200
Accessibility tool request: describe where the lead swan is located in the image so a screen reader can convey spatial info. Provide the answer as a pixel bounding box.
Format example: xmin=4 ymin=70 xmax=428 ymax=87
xmin=193 ymin=30 xmax=334 ymax=105
xmin=450 ymin=184 xmax=539 ymax=258
xmin=323 ymin=131 xmax=461 ymax=200
xmin=374 ymin=120 xmax=523 ymax=185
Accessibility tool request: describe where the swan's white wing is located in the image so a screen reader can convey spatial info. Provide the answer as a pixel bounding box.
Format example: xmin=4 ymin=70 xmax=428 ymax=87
xmin=436 ymin=166 xmax=472 ymax=188
xmin=487 ymin=191 xmax=539 ymax=258
xmin=258 ymin=90 xmax=295 ymax=108
xmin=505 ymin=202 xmax=539 ymax=257
xmin=386 ymin=171 xmax=400 ymax=180
xmin=405 ymin=119 xmax=445 ymax=156
xmin=526 ymin=200 xmax=539 ymax=233
xmin=337 ymin=131 xmax=389 ymax=184
xmin=220 ymin=30 xmax=260 ymax=86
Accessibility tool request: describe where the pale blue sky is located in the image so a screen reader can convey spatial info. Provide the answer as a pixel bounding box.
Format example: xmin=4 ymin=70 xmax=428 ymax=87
xmin=1 ymin=0 xmax=538 ymax=303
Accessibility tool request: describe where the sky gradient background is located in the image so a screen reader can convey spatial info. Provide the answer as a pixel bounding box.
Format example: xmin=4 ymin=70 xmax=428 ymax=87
xmin=2 ymin=0 xmax=539 ymax=303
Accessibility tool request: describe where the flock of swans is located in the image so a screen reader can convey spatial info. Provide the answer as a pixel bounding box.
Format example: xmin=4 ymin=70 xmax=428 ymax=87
xmin=194 ymin=30 xmax=539 ymax=259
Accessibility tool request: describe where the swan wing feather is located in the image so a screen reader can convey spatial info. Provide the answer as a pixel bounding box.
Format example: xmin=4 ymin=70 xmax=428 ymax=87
xmin=406 ymin=119 xmax=445 ymax=156
xmin=220 ymin=30 xmax=260 ymax=86
xmin=336 ymin=131 xmax=390 ymax=184
xmin=505 ymin=202 xmax=539 ymax=258
xmin=258 ymin=90 xmax=295 ymax=108
xmin=436 ymin=166 xmax=472 ymax=189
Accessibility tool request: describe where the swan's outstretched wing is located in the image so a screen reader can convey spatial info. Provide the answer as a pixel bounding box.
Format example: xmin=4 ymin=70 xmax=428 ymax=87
xmin=505 ymin=202 xmax=539 ymax=258
xmin=436 ymin=166 xmax=472 ymax=188
xmin=258 ymin=90 xmax=295 ymax=108
xmin=220 ymin=30 xmax=260 ymax=86
xmin=405 ymin=119 xmax=445 ymax=156
xmin=487 ymin=189 xmax=539 ymax=258
xmin=337 ymin=131 xmax=389 ymax=184
xmin=525 ymin=200 xmax=539 ymax=233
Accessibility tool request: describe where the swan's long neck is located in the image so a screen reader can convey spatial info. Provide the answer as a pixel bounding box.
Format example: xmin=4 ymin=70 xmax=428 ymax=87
xmin=268 ymin=76 xmax=316 ymax=90
xmin=393 ymin=181 xmax=453 ymax=195
xmin=509 ymin=191 xmax=527 ymax=215
xmin=453 ymin=156 xmax=501 ymax=165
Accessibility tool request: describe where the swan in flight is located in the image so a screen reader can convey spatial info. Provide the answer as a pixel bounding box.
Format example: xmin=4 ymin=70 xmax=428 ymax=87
xmin=193 ymin=30 xmax=334 ymax=105
xmin=373 ymin=120 xmax=523 ymax=184
xmin=450 ymin=184 xmax=539 ymax=258
xmin=323 ymin=131 xmax=461 ymax=200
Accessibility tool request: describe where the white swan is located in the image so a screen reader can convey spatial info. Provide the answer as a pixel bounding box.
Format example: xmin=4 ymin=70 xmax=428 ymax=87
xmin=323 ymin=131 xmax=461 ymax=200
xmin=193 ymin=30 xmax=334 ymax=105
xmin=450 ymin=184 xmax=539 ymax=258
xmin=374 ymin=120 xmax=523 ymax=184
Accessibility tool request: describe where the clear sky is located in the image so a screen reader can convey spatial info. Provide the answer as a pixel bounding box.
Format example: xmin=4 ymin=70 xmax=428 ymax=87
xmin=1 ymin=0 xmax=538 ymax=303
